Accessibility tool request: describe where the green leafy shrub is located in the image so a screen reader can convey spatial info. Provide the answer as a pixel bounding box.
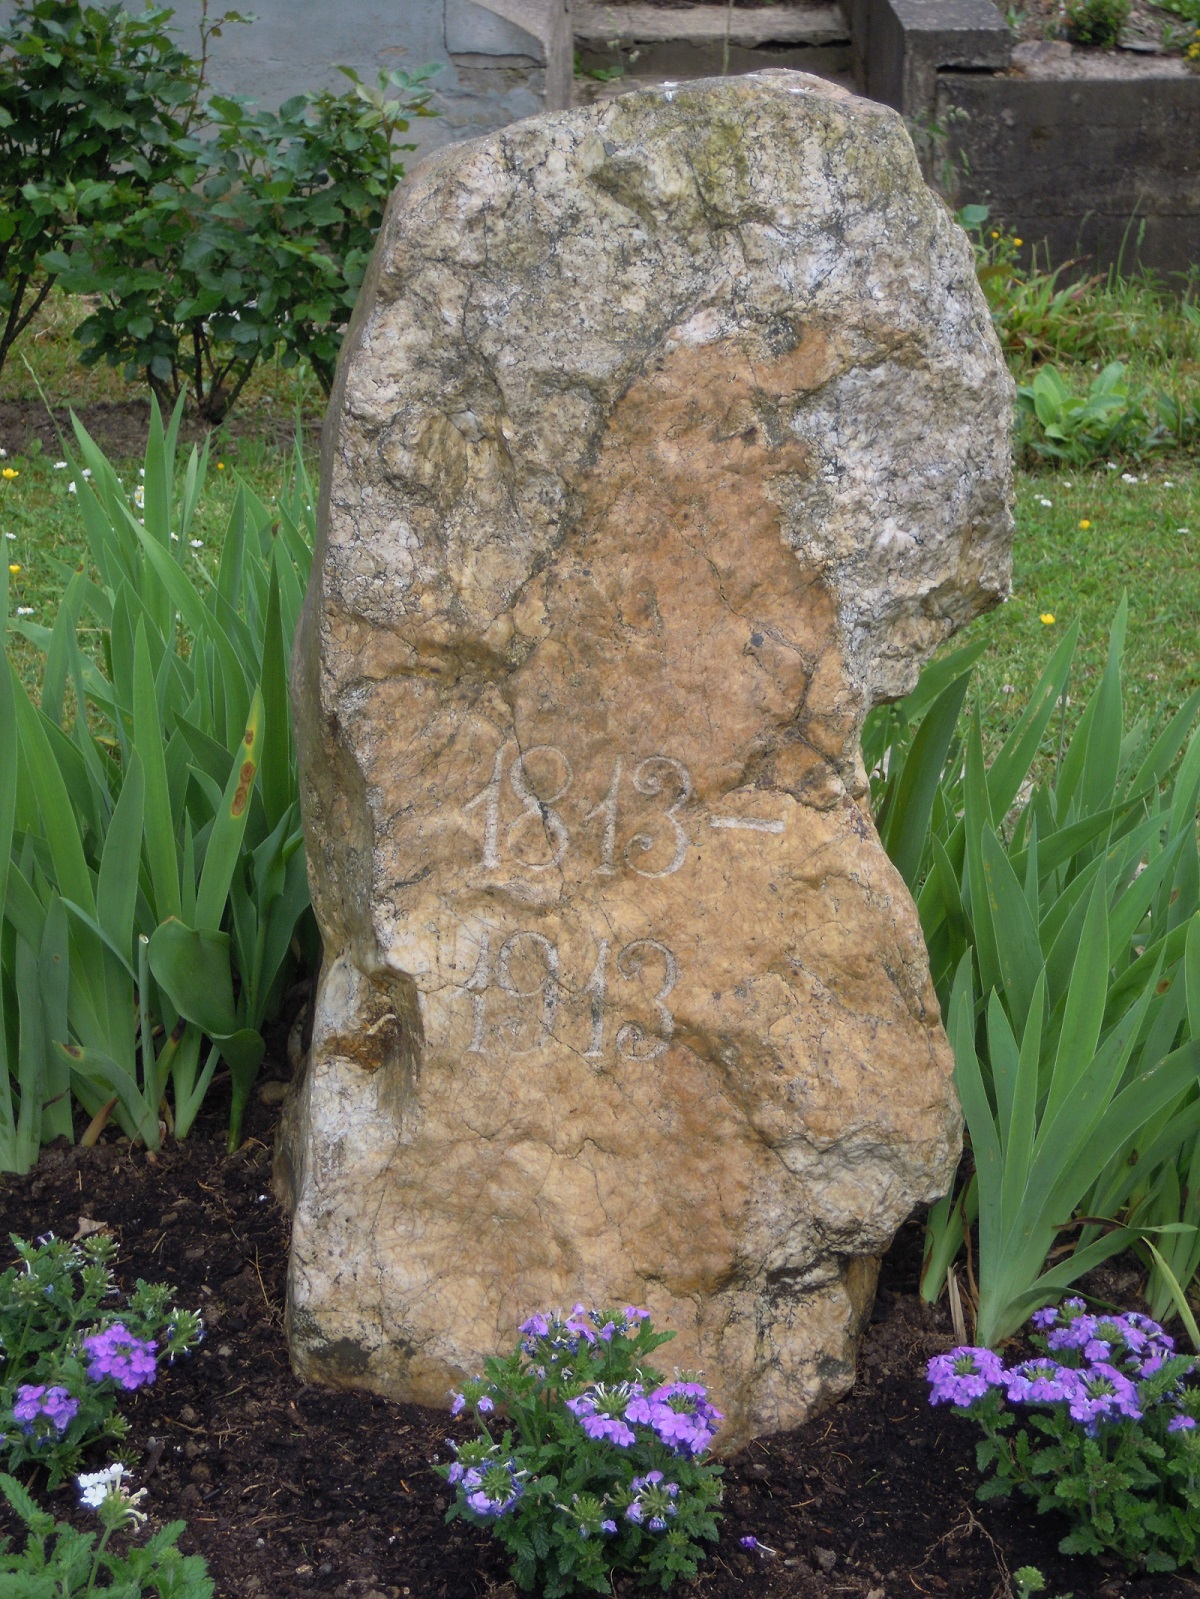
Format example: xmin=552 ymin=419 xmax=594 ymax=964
xmin=436 ymin=1305 xmax=723 ymax=1596
xmin=1 ymin=1466 xmax=213 ymax=1598
xmin=48 ymin=65 xmax=436 ymax=421
xmin=1065 ymin=0 xmax=1131 ymax=45
xmin=1 ymin=400 xmax=316 ymax=1169
xmin=864 ymin=605 xmax=1200 ymax=1343
xmin=927 ymin=1304 xmax=1200 ymax=1572
xmin=0 ymin=0 xmax=199 ymax=385
xmin=0 ymin=1233 xmax=201 ymax=1487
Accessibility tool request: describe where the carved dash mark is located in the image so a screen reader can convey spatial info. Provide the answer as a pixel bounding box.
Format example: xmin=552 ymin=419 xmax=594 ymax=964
xmin=709 ymin=817 xmax=785 ymax=835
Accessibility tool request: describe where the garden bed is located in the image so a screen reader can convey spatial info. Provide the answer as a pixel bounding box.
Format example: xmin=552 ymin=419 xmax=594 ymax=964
xmin=1 ymin=1057 xmax=1197 ymax=1599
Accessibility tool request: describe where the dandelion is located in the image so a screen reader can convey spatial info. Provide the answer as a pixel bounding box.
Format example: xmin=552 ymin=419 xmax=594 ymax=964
xmin=7 ymin=563 xmax=18 ymax=574
xmin=1078 ymin=519 xmax=1091 ymax=530
xmin=1 ymin=467 xmax=18 ymax=480
xmin=217 ymin=461 xmax=226 ymax=470
xmin=1040 ymin=613 xmax=1056 ymax=625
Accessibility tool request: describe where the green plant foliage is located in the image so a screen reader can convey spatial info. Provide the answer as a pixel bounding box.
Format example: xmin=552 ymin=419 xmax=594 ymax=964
xmin=1064 ymin=0 xmax=1131 ymax=44
xmin=47 ymin=65 xmax=437 ymax=421
xmin=1016 ymin=362 xmax=1141 ymax=465
xmin=0 ymin=1468 xmax=214 ymax=1598
xmin=0 ymin=0 xmax=200 ymax=384
xmin=0 ymin=398 xmax=316 ymax=1164
xmin=0 ymin=1232 xmax=201 ymax=1488
xmin=438 ymin=1307 xmax=723 ymax=1596
xmin=864 ymin=605 xmax=1200 ymax=1342
xmin=930 ymin=1306 xmax=1200 ymax=1573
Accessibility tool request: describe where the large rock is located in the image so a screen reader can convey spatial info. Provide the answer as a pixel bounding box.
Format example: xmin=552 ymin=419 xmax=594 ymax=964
xmin=279 ymin=69 xmax=1013 ymax=1451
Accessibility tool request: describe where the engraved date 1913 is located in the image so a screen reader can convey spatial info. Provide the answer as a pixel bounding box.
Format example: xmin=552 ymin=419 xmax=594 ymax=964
xmin=460 ymin=929 xmax=679 ymax=1061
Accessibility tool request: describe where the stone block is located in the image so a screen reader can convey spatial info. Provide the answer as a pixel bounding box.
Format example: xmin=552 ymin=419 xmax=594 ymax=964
xmin=279 ymin=70 xmax=1013 ymax=1450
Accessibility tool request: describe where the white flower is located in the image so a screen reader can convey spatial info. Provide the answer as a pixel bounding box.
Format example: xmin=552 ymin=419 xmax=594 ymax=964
xmin=77 ymin=1463 xmax=148 ymax=1524
xmin=138 ymin=468 xmax=145 ymax=478
xmin=4 ymin=532 xmax=14 ymax=540
xmin=133 ymin=485 xmax=145 ymax=509
xmin=1179 ymin=528 xmax=1191 ymax=535
xmin=52 ymin=461 xmax=67 ymax=470
xmin=1121 ymin=473 xmax=1139 ymax=484
xmin=1038 ymin=497 xmax=1053 ymax=507
xmin=0 ymin=448 xmax=7 ymax=458
xmin=81 ymin=468 xmax=92 ymax=479
xmin=16 ymin=606 xmax=34 ymax=616
xmin=78 ymin=1464 xmax=126 ymax=1508
xmin=1064 ymin=481 xmax=1074 ymax=488
xmin=1106 ymin=461 xmax=1118 ymax=471
xmin=67 ymin=482 xmax=77 ymax=494
xmin=1164 ymin=480 xmax=1175 ymax=488
xmin=1002 ymin=683 xmax=1015 ymax=694
xmin=169 ymin=531 xmax=178 ymax=540
xmin=189 ymin=538 xmax=203 ymax=548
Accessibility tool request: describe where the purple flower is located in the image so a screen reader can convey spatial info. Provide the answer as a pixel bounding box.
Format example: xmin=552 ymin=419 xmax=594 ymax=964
xmin=1005 ymin=1360 xmax=1081 ymax=1406
xmin=477 ymin=1396 xmax=495 ymax=1414
xmin=1031 ymin=1306 xmax=1060 ymax=1330
xmin=926 ymin=1347 xmax=1006 ymax=1408
xmin=623 ymin=1306 xmax=650 ymax=1323
xmin=567 ymin=1384 xmax=639 ymax=1448
xmin=626 ymin=1380 xmax=723 ymax=1457
xmin=1169 ymin=1414 xmax=1197 ymax=1433
xmin=625 ymin=1471 xmax=680 ymax=1531
xmin=12 ymin=1384 xmax=79 ymax=1433
xmin=519 ymin=1313 xmax=551 ymax=1338
xmin=460 ymin=1460 xmax=524 ymax=1520
xmin=601 ymin=1519 xmax=617 ymax=1535
xmin=449 ymin=1392 xmax=466 ymax=1416
xmin=1066 ymin=1363 xmax=1142 ymax=1435
xmin=625 ymin=1499 xmax=645 ymax=1524
xmin=82 ymin=1325 xmax=157 ymax=1390
xmin=740 ymin=1536 xmax=760 ymax=1549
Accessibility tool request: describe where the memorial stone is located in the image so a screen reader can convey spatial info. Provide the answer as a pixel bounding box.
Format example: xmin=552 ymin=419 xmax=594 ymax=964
xmin=278 ymin=69 xmax=1013 ymax=1450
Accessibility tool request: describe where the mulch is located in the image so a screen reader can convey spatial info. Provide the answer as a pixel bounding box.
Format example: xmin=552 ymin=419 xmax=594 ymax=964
xmin=2 ymin=1040 xmax=1199 ymax=1599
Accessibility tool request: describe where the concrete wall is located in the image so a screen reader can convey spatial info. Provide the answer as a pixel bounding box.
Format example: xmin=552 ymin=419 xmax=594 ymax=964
xmin=938 ymin=74 xmax=1200 ymax=278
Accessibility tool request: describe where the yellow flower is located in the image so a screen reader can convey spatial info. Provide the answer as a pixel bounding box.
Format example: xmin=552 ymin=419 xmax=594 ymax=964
xmin=1 ymin=467 xmax=18 ymax=480
xmin=216 ymin=461 xmax=225 ymax=470
xmin=991 ymin=230 xmax=1000 ymax=239
xmin=1040 ymin=612 xmax=1056 ymax=625
xmin=1013 ymin=238 xmax=1023 ymax=247
xmin=1079 ymin=519 xmax=1091 ymax=529
xmin=7 ymin=563 xmax=18 ymax=575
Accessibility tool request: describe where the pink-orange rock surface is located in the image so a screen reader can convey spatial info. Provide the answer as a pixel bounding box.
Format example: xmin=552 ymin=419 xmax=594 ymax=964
xmin=278 ymin=69 xmax=1013 ymax=1450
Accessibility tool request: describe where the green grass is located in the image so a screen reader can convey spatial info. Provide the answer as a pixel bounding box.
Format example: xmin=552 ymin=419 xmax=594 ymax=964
xmin=0 ymin=265 xmax=1197 ymax=746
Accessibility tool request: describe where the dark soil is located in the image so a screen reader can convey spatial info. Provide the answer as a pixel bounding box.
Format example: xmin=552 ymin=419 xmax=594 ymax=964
xmin=3 ymin=1059 xmax=1200 ymax=1599
xmin=0 ymin=397 xmax=322 ymax=462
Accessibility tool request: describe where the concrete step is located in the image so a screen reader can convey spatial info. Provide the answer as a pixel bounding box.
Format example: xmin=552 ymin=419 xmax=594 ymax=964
xmin=574 ymin=2 xmax=852 ymax=82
